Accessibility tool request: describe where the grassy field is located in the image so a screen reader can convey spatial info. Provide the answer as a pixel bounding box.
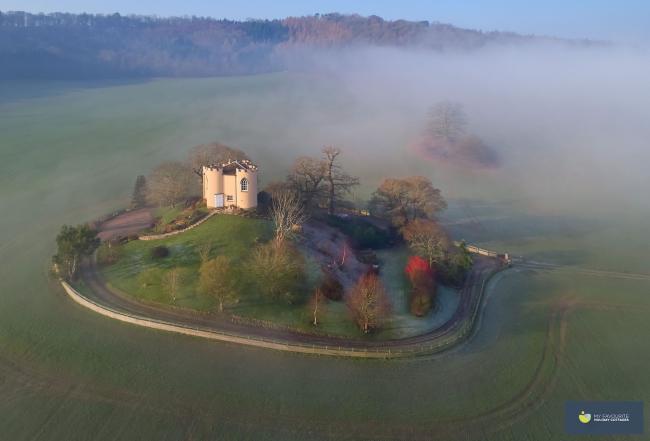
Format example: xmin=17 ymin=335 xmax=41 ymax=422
xmin=0 ymin=76 xmax=648 ymax=440
xmin=99 ymin=213 xmax=448 ymax=339
xmin=102 ymin=214 xmax=274 ymax=311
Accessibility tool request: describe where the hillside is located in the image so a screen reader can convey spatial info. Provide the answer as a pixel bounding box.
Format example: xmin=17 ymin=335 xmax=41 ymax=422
xmin=0 ymin=11 xmax=599 ymax=79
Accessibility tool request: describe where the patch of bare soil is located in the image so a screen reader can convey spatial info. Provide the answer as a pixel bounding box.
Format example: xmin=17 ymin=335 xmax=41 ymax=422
xmin=299 ymin=220 xmax=369 ymax=292
xmin=97 ymin=208 xmax=155 ymax=241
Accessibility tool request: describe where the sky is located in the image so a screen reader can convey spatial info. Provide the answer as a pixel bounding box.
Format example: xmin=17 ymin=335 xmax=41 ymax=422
xmin=2 ymin=0 xmax=649 ymax=42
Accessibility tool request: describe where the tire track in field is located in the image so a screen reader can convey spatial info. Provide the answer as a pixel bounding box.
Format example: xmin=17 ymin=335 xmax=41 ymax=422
xmin=0 ymin=298 xmax=638 ymax=440
xmin=514 ymin=260 xmax=650 ymax=281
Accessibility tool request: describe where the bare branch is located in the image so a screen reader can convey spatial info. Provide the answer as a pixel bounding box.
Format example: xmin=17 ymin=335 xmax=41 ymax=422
xmin=270 ymin=190 xmax=308 ymax=245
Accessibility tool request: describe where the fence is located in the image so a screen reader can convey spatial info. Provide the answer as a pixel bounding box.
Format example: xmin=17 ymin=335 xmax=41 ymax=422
xmin=465 ymin=244 xmax=498 ymax=258
xmin=61 ymin=261 xmax=505 ymax=359
xmin=453 ymin=241 xmax=509 ymax=260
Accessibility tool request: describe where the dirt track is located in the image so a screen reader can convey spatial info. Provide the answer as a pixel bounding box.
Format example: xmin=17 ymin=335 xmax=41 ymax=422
xmin=97 ymin=208 xmax=154 ymax=241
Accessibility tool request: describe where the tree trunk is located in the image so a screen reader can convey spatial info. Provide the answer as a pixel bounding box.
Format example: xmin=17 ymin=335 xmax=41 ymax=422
xmin=326 ymin=159 xmax=335 ymax=215
xmin=70 ymin=256 xmax=77 ymax=279
xmin=219 ymin=300 xmax=224 ymax=312
xmin=327 ymin=176 xmax=335 ymax=215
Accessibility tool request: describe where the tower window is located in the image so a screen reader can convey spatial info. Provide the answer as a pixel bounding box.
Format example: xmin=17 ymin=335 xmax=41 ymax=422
xmin=240 ymin=178 xmax=249 ymax=192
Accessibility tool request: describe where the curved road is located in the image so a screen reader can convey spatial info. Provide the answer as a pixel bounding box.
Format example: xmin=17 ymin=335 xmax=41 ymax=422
xmin=77 ymin=255 xmax=504 ymax=357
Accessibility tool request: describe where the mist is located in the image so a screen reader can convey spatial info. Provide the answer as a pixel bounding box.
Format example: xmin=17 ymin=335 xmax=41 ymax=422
xmin=3 ymin=40 xmax=648 ymax=233
xmin=271 ymin=43 xmax=650 ymax=219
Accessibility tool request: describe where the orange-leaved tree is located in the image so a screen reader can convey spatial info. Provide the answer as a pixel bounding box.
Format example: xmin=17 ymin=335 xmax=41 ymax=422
xmin=347 ymin=272 xmax=391 ymax=333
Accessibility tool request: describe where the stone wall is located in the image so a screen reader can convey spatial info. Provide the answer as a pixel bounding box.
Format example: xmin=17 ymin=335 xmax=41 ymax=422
xmin=139 ymin=210 xmax=218 ymax=241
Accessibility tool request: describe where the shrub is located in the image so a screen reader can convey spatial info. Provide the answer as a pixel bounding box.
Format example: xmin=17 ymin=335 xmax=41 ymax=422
xmin=320 ymin=271 xmax=344 ymax=301
xmin=256 ymin=190 xmax=272 ymax=215
xmin=199 ymin=256 xmax=238 ymax=312
xmin=187 ymin=209 xmax=207 ymax=224
xmin=357 ymin=250 xmax=379 ymax=266
xmin=405 ymin=255 xmax=431 ymax=282
xmin=410 ymin=291 xmax=432 ymax=317
xmin=325 ymin=215 xmax=393 ymax=249
xmin=405 ymin=256 xmax=436 ymax=317
xmin=150 ymin=245 xmax=170 ymax=259
xmin=438 ymin=242 xmax=473 ymax=286
xmin=251 ymin=242 xmax=306 ymax=304
xmin=183 ymin=196 xmax=202 ymax=208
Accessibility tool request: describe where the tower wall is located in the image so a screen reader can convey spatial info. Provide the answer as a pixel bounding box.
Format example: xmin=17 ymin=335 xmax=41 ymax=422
xmin=235 ymin=168 xmax=258 ymax=209
xmin=203 ymin=166 xmax=223 ymax=208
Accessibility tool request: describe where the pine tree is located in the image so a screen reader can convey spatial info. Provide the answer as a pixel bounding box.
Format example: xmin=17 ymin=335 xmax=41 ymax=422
xmin=131 ymin=175 xmax=147 ymax=208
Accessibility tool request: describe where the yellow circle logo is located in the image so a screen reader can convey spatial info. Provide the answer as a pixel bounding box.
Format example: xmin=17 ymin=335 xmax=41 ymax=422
xmin=579 ymin=410 xmax=592 ymax=424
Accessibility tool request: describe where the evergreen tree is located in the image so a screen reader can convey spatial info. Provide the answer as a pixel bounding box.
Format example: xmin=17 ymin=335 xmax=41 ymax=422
xmin=131 ymin=175 xmax=147 ymax=208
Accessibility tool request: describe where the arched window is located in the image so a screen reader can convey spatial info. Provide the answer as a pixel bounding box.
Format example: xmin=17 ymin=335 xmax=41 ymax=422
xmin=240 ymin=178 xmax=249 ymax=192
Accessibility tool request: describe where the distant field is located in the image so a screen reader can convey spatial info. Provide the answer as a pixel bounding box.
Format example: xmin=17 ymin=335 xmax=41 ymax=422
xmin=0 ymin=77 xmax=648 ymax=440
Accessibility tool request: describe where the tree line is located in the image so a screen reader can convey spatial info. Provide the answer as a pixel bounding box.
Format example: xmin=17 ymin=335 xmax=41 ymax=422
xmin=0 ymin=11 xmax=568 ymax=80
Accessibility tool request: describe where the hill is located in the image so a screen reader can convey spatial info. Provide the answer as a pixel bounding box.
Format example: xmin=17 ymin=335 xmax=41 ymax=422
xmin=0 ymin=11 xmax=601 ymax=79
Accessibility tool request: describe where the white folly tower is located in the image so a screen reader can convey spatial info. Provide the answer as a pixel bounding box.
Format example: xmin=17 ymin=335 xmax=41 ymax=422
xmin=202 ymin=159 xmax=258 ymax=209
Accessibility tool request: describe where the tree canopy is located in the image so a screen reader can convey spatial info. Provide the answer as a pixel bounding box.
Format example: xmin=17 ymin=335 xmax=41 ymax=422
xmin=53 ymin=224 xmax=100 ymax=279
xmin=199 ymin=256 xmax=239 ymax=312
xmin=402 ymin=219 xmax=450 ymax=267
xmin=188 ymin=143 xmax=250 ymax=177
xmin=147 ymin=161 xmax=195 ymax=207
xmin=286 ymin=156 xmax=327 ymax=209
xmin=322 ymin=146 xmax=359 ymax=215
xmin=426 ymin=101 xmax=467 ymax=142
xmin=347 ymin=272 xmax=391 ymax=333
xmin=369 ymin=176 xmax=447 ymax=228
xmin=251 ymin=242 xmax=306 ymax=303
xmin=130 ymin=175 xmax=148 ymax=208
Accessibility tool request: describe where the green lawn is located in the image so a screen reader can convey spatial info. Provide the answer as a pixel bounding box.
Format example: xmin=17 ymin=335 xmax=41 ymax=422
xmin=102 ymin=214 xmax=273 ymax=311
xmin=100 ymin=213 xmax=453 ymax=339
xmin=154 ymin=205 xmax=184 ymax=229
xmin=101 ymin=213 xmax=366 ymax=337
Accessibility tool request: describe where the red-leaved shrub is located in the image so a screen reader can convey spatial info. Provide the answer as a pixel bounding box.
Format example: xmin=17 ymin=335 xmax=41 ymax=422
xmin=405 ymin=256 xmax=436 ymax=317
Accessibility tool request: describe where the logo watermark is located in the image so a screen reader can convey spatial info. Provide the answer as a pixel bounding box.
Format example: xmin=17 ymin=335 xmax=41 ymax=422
xmin=565 ymin=401 xmax=644 ymax=435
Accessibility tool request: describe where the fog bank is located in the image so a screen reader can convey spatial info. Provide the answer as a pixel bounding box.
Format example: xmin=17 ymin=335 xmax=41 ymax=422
xmin=282 ymin=43 xmax=650 ymax=217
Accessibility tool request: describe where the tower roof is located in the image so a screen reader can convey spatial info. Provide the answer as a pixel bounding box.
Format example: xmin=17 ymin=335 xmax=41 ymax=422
xmin=205 ymin=158 xmax=258 ymax=171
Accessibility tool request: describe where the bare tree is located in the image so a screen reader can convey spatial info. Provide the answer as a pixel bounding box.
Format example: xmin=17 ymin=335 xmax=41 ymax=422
xmin=188 ymin=142 xmax=250 ymax=178
xmin=322 ymin=146 xmax=359 ymax=215
xmin=427 ymin=101 xmax=467 ymax=142
xmin=147 ymin=161 xmax=195 ymax=207
xmin=198 ymin=256 xmax=238 ymax=312
xmin=347 ymin=272 xmax=391 ymax=333
xmin=270 ymin=190 xmax=307 ymax=245
xmin=369 ymin=176 xmax=447 ymax=228
xmin=287 ymin=156 xmax=327 ymax=209
xmin=163 ymin=267 xmax=182 ymax=302
xmin=264 ymin=181 xmax=294 ymax=199
xmin=402 ymin=219 xmax=450 ymax=267
xmin=308 ymin=288 xmax=327 ymax=326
